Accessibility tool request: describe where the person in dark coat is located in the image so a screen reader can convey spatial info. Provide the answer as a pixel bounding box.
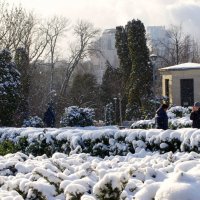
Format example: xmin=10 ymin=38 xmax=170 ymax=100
xmin=155 ymin=104 xmax=169 ymax=130
xmin=190 ymin=102 xmax=200 ymax=128
xmin=43 ymin=104 xmax=55 ymax=127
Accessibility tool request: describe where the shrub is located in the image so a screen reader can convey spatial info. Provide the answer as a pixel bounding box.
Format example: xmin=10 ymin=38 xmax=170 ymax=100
xmin=0 ymin=140 xmax=18 ymax=155
xmin=93 ymin=172 xmax=128 ymax=200
xmin=22 ymin=116 xmax=44 ymax=128
xmin=60 ymin=106 xmax=95 ymax=127
xmin=130 ymin=119 xmax=155 ymax=129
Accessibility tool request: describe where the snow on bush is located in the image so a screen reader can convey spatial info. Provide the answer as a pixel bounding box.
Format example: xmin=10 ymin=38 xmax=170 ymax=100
xmin=1 ymin=151 xmax=200 ymax=199
xmin=22 ymin=116 xmax=44 ymax=128
xmin=0 ymin=127 xmax=200 ymax=157
xmin=60 ymin=106 xmax=95 ymax=127
xmin=131 ymin=106 xmax=192 ymax=129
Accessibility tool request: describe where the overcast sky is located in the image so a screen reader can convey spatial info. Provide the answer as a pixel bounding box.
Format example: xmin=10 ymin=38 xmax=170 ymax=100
xmin=6 ymin=0 xmax=200 ymax=37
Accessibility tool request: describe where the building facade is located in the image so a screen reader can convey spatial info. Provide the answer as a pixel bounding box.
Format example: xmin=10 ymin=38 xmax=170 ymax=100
xmin=90 ymin=29 xmax=119 ymax=83
xmin=160 ymin=63 xmax=200 ymax=106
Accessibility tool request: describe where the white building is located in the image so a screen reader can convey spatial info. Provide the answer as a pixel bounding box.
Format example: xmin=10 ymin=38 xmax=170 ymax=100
xmin=146 ymin=26 xmax=169 ymax=57
xmin=90 ymin=29 xmax=119 ymax=83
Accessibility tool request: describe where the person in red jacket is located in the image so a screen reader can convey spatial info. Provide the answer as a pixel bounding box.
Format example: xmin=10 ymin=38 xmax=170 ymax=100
xmin=190 ymin=102 xmax=200 ymax=128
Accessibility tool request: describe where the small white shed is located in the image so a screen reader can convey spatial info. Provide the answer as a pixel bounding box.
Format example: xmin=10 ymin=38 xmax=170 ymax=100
xmin=159 ymin=63 xmax=200 ymax=106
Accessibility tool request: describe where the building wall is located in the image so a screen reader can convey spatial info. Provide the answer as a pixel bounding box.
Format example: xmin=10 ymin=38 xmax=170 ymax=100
xmin=90 ymin=29 xmax=119 ymax=83
xmin=161 ymin=70 xmax=200 ymax=106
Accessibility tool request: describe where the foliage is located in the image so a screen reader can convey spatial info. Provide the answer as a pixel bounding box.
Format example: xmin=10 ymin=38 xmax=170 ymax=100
xmin=14 ymin=47 xmax=30 ymax=125
xmin=100 ymin=62 xmax=122 ymax=105
xmin=68 ymin=73 xmax=99 ymax=108
xmin=115 ymin=19 xmax=153 ymax=120
xmin=22 ymin=116 xmax=44 ymax=128
xmin=94 ymin=173 xmax=129 ymax=200
xmin=126 ymin=19 xmax=153 ymax=119
xmin=60 ymin=106 xmax=95 ymax=127
xmin=131 ymin=106 xmax=192 ymax=129
xmin=2 ymin=124 xmax=200 ymax=158
xmin=105 ymin=103 xmax=115 ymax=125
xmin=0 ymin=49 xmax=21 ymax=126
xmin=0 ymin=140 xmax=18 ymax=155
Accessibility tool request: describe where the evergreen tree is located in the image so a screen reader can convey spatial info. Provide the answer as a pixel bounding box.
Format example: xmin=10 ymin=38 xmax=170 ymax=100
xmin=105 ymin=102 xmax=114 ymax=125
xmin=0 ymin=49 xmax=21 ymax=126
xmin=68 ymin=73 xmax=99 ymax=108
xmin=14 ymin=47 xmax=30 ymax=124
xmin=115 ymin=26 xmax=132 ymax=83
xmin=115 ymin=20 xmax=153 ymax=120
xmin=100 ymin=61 xmax=122 ymax=104
xmin=126 ymin=19 xmax=153 ymax=119
xmin=100 ymin=62 xmax=122 ymax=124
xmin=115 ymin=27 xmax=132 ymax=120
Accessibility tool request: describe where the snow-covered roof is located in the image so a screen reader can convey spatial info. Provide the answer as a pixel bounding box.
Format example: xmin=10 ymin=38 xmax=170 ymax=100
xmin=160 ymin=62 xmax=200 ymax=71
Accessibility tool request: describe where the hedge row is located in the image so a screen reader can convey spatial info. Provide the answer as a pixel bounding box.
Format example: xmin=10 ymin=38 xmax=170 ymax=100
xmin=0 ymin=127 xmax=200 ymax=157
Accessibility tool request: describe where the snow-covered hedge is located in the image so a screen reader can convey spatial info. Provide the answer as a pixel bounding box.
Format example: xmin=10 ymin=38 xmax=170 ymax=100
xmin=131 ymin=106 xmax=192 ymax=129
xmin=1 ymin=151 xmax=200 ymax=200
xmin=1 ymin=127 xmax=200 ymax=157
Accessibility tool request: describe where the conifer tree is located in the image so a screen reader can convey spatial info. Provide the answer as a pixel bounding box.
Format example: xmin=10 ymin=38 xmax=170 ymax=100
xmin=68 ymin=73 xmax=99 ymax=108
xmin=100 ymin=61 xmax=122 ymax=105
xmin=126 ymin=19 xmax=153 ymax=119
xmin=115 ymin=27 xmax=132 ymax=120
xmin=14 ymin=47 xmax=30 ymax=124
xmin=0 ymin=49 xmax=21 ymax=126
xmin=115 ymin=19 xmax=153 ymax=120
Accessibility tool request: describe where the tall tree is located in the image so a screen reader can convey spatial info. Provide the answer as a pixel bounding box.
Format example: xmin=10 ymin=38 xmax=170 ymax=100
xmin=0 ymin=49 xmax=21 ymax=126
xmin=126 ymin=19 xmax=153 ymax=119
xmin=41 ymin=16 xmax=69 ymax=101
xmin=155 ymin=24 xmax=200 ymax=66
xmin=60 ymin=20 xmax=100 ymax=96
xmin=14 ymin=47 xmax=29 ymax=123
xmin=115 ymin=26 xmax=132 ymax=120
xmin=100 ymin=62 xmax=122 ymax=124
xmin=115 ymin=19 xmax=153 ymax=120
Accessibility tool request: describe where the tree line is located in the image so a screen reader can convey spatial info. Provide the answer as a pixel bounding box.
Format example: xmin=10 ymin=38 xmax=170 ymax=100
xmin=1 ymin=1 xmax=200 ymax=127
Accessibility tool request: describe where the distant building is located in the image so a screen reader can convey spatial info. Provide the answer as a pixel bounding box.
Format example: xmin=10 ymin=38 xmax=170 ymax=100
xmin=90 ymin=29 xmax=119 ymax=83
xmin=160 ymin=63 xmax=200 ymax=106
xmin=147 ymin=26 xmax=170 ymax=97
xmin=146 ymin=26 xmax=169 ymax=57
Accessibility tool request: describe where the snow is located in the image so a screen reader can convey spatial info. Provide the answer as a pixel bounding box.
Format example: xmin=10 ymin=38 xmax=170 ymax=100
xmin=160 ymin=62 xmax=200 ymax=71
xmin=1 ymin=148 xmax=200 ymax=199
xmin=2 ymin=126 xmax=200 ymax=199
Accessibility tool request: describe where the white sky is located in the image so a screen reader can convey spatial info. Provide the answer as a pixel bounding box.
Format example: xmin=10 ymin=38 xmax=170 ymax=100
xmin=6 ymin=0 xmax=200 ymax=37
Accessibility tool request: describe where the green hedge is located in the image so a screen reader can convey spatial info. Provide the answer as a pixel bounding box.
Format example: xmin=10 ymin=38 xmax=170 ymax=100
xmin=0 ymin=127 xmax=200 ymax=157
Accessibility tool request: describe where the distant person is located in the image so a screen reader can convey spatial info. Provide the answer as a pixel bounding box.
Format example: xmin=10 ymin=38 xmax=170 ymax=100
xmin=43 ymin=104 xmax=55 ymax=128
xmin=155 ymin=104 xmax=169 ymax=130
xmin=190 ymin=102 xmax=200 ymax=128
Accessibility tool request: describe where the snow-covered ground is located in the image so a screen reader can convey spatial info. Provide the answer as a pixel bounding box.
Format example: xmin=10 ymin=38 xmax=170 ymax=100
xmin=1 ymin=125 xmax=200 ymax=199
xmin=1 ymin=150 xmax=200 ymax=200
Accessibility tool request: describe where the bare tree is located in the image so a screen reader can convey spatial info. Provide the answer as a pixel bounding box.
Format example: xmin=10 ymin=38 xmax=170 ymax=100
xmin=60 ymin=20 xmax=100 ymax=96
xmin=41 ymin=16 xmax=69 ymax=99
xmin=155 ymin=24 xmax=198 ymax=66
xmin=0 ymin=2 xmax=51 ymax=65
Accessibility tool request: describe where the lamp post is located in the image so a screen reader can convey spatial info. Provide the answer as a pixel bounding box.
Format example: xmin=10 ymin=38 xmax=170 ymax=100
xmin=113 ymin=97 xmax=117 ymax=125
xmin=150 ymin=54 xmax=158 ymax=112
xmin=118 ymin=93 xmax=123 ymax=126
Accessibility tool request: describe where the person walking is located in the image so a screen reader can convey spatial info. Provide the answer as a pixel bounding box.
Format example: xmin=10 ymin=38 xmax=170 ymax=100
xmin=190 ymin=102 xmax=200 ymax=128
xmin=155 ymin=104 xmax=169 ymax=130
xmin=43 ymin=104 xmax=55 ymax=127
